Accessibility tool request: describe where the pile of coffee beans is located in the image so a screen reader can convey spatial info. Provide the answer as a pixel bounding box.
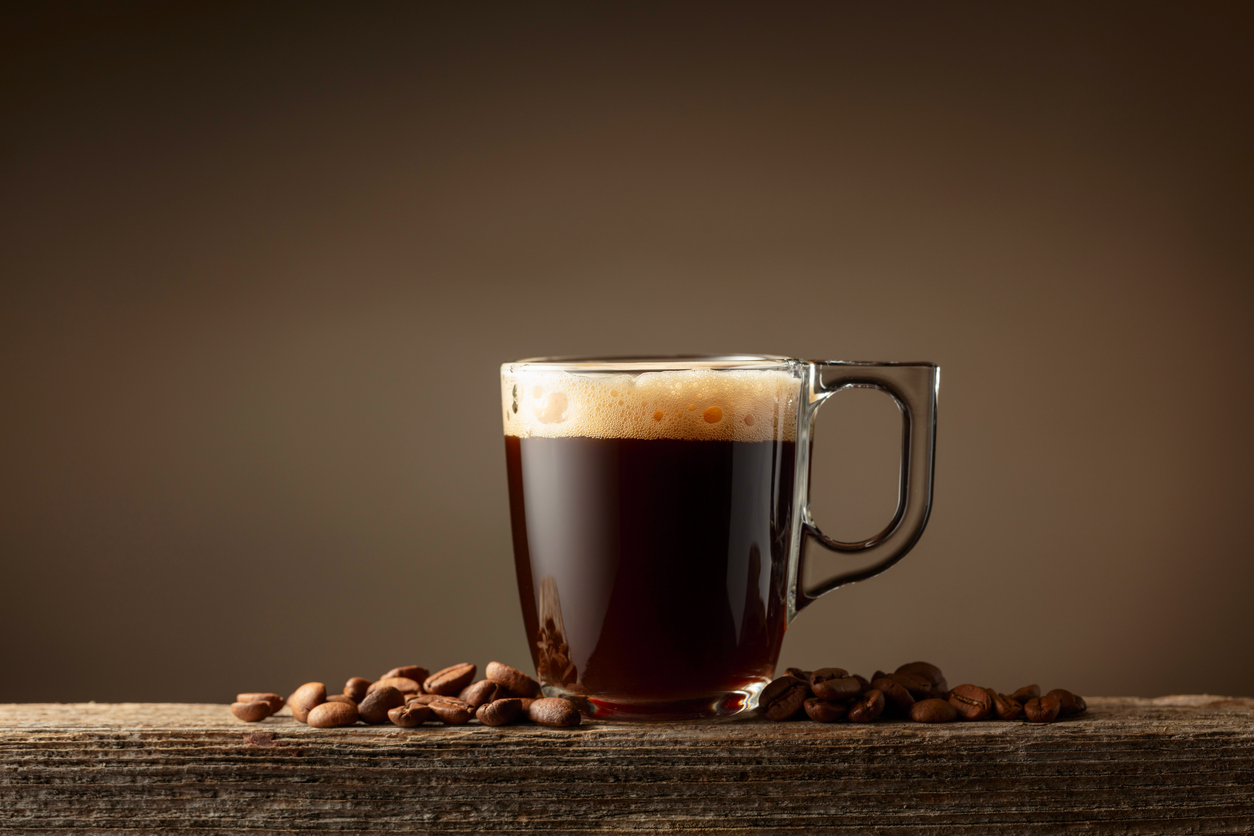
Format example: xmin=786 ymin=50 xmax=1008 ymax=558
xmin=762 ymin=661 xmax=1086 ymax=724
xmin=233 ymin=658 xmax=1084 ymax=728
xmin=230 ymin=661 xmax=580 ymax=729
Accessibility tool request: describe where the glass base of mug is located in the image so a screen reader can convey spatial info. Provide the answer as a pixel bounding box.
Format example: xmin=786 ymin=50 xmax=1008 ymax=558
xmin=541 ymin=678 xmax=771 ymax=722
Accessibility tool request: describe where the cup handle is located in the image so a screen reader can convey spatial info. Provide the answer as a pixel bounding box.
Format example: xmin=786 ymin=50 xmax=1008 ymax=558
xmin=792 ymin=361 xmax=939 ymax=613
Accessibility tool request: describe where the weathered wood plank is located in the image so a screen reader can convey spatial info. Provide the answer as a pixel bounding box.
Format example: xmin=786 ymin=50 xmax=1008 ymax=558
xmin=1 ymin=697 xmax=1252 ymax=833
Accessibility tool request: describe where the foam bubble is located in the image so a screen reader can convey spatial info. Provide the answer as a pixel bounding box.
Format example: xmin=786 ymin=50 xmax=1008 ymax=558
xmin=501 ymin=367 xmax=799 ymax=442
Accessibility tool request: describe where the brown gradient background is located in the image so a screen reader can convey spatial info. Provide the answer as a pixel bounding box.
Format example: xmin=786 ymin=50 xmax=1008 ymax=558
xmin=2 ymin=2 xmax=1252 ymax=704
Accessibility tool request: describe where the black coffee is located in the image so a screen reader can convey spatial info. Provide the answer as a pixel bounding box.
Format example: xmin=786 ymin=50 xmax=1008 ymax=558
xmin=506 ymin=434 xmax=798 ymax=718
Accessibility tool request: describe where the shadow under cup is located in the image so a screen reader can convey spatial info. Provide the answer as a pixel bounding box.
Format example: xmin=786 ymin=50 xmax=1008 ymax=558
xmin=502 ymin=357 xmax=803 ymax=721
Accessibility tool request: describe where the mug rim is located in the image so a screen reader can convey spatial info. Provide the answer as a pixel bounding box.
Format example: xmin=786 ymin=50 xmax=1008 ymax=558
xmin=504 ymin=354 xmax=798 ymax=372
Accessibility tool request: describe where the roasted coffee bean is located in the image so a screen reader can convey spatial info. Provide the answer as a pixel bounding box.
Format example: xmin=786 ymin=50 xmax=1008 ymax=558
xmin=429 ymin=698 xmax=473 ymax=725
xmin=910 ymin=698 xmax=958 ymax=723
xmin=358 ymin=685 xmax=405 ymax=724
xmin=486 ymin=661 xmax=541 ymax=698
xmin=424 ymin=663 xmax=477 ymax=696
xmin=520 ymin=698 xmax=536 ymax=712
xmin=230 ymin=701 xmax=271 ymax=723
xmin=430 ymin=696 xmax=470 ymax=709
xmin=477 ymin=698 xmax=523 ymax=726
xmin=871 ymin=677 xmax=915 ymax=717
xmin=896 ymin=661 xmax=948 ymax=694
xmin=461 ymin=679 xmax=503 ymax=708
xmin=810 ymin=668 xmax=862 ymax=700
xmin=848 ymin=689 xmax=886 ymax=723
xmin=368 ymin=676 xmax=421 ymax=696
xmin=990 ymin=690 xmax=1024 ymax=721
xmin=1024 ymin=696 xmax=1061 ymax=723
xmin=949 ymin=684 xmax=993 ymax=721
xmin=1045 ymin=689 xmax=1087 ymax=717
xmin=785 ymin=667 xmax=813 ymax=681
xmin=388 ymin=704 xmax=431 ymax=727
xmin=343 ymin=678 xmax=372 ymax=702
xmin=236 ymin=693 xmax=284 ymax=717
xmin=1010 ymin=684 xmax=1040 ymax=703
xmin=407 ymin=693 xmax=445 ymax=706
xmin=528 ymin=697 xmax=581 ymax=727
xmin=761 ymin=675 xmax=809 ymax=720
xmin=871 ymin=670 xmax=888 ymax=682
xmin=381 ymin=666 xmax=429 ymax=684
xmin=288 ymin=682 xmax=326 ymax=724
xmin=325 ymin=694 xmax=355 ymax=705
xmin=803 ymin=698 xmax=848 ymax=723
xmin=852 ymin=674 xmax=870 ymax=692
xmin=307 ymin=700 xmax=359 ymax=728
xmin=882 ymin=672 xmax=932 ymax=700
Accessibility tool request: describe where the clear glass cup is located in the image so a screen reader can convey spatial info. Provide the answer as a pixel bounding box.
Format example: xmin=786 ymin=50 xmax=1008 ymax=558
xmin=501 ymin=355 xmax=938 ymax=720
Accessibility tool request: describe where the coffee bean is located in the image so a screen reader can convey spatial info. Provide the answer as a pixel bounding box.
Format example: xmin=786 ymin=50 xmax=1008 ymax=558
xmin=486 ymin=661 xmax=541 ymax=698
xmin=381 ymin=666 xmax=429 ymax=684
xmin=910 ymin=698 xmax=958 ymax=723
xmin=1045 ymin=689 xmax=1087 ymax=717
xmin=1024 ymin=696 xmax=1061 ymax=723
xmin=431 ymin=695 xmax=470 ymax=709
xmin=528 ymin=697 xmax=581 ymax=727
xmin=761 ymin=675 xmax=809 ymax=720
xmin=424 ymin=663 xmax=477 ymax=696
xmin=343 ymin=678 xmax=372 ymax=703
xmin=848 ymin=689 xmax=886 ymax=723
xmin=871 ymin=677 xmax=915 ymax=717
xmin=429 ymin=698 xmax=473 ymax=725
xmin=882 ymin=672 xmax=932 ymax=699
xmin=852 ymin=674 xmax=870 ymax=692
xmin=477 ymin=698 xmax=523 ymax=726
xmin=325 ymin=694 xmax=355 ymax=705
xmin=990 ymin=690 xmax=1024 ymax=721
xmin=388 ymin=704 xmax=431 ymax=727
xmin=519 ymin=698 xmax=536 ymax=712
xmin=358 ymin=685 xmax=405 ymax=724
xmin=367 ymin=677 xmax=421 ymax=696
xmin=785 ymin=667 xmax=813 ymax=681
xmin=407 ymin=693 xmax=445 ymax=706
xmin=871 ymin=670 xmax=888 ymax=682
xmin=236 ymin=693 xmax=284 ymax=717
xmin=810 ymin=668 xmax=862 ymax=700
xmin=1010 ymin=684 xmax=1040 ymax=703
xmin=287 ymin=682 xmax=326 ymax=724
xmin=307 ymin=700 xmax=359 ymax=728
xmin=803 ymin=698 xmax=848 ymax=723
xmin=230 ymin=701 xmax=271 ymax=723
xmin=461 ymin=679 xmax=502 ymax=708
xmin=948 ymin=684 xmax=993 ymax=720
xmin=895 ymin=661 xmax=948 ymax=694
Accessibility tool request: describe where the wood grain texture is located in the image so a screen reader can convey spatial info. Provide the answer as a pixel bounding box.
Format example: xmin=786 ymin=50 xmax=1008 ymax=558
xmin=2 ymin=697 xmax=1252 ymax=834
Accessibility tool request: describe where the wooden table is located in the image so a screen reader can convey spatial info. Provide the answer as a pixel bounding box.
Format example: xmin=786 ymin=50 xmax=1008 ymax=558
xmin=2 ymin=697 xmax=1252 ymax=833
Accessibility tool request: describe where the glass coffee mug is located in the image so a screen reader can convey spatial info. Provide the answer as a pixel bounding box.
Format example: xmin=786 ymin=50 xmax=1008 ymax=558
xmin=501 ymin=356 xmax=938 ymax=720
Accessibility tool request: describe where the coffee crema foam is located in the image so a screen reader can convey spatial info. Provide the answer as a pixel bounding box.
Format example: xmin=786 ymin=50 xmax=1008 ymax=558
xmin=501 ymin=368 xmax=799 ymax=442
